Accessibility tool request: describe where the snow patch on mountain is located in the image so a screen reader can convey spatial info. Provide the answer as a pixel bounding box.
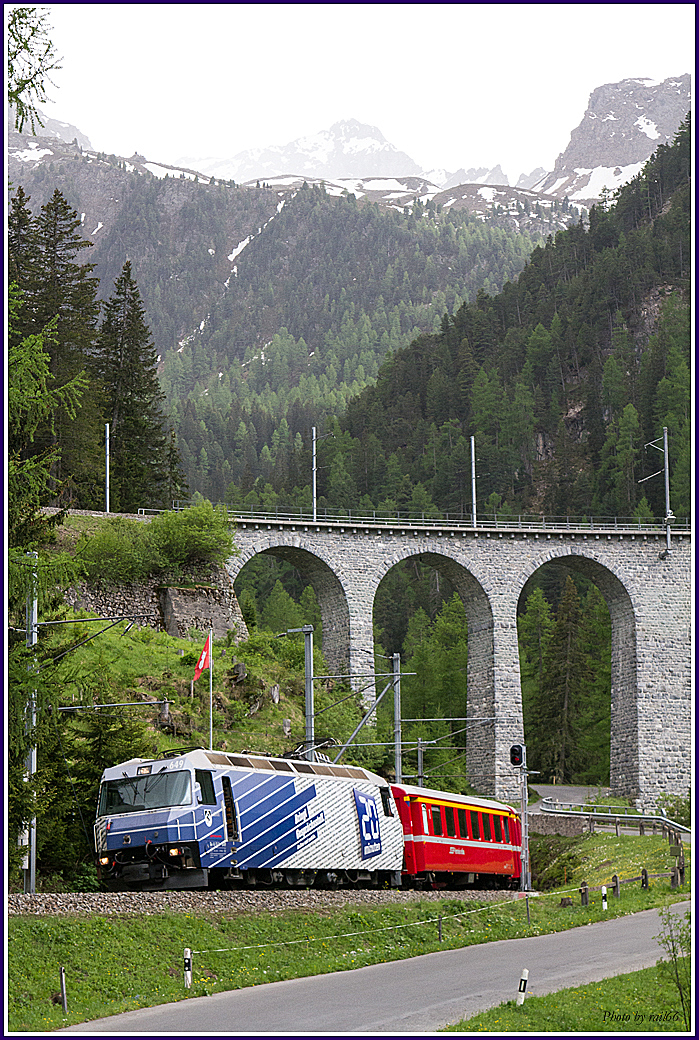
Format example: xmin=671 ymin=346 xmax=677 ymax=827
xmin=634 ymin=116 xmax=660 ymax=140
xmin=11 ymin=143 xmax=54 ymax=162
xmin=145 ymin=162 xmax=201 ymax=181
xmin=569 ymin=163 xmax=646 ymax=200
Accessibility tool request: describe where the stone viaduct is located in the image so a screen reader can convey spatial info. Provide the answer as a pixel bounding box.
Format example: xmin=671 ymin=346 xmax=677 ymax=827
xmin=224 ymin=515 xmax=691 ymax=808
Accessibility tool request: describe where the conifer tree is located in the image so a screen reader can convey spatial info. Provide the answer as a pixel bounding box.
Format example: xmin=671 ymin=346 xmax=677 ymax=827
xmin=7 ymin=187 xmax=40 ymax=323
xmin=518 ymin=586 xmax=555 ymax=765
xmin=7 ymin=284 xmax=86 ymax=548
xmin=32 ymin=189 xmax=100 ymax=382
xmin=96 ymin=261 xmax=178 ymax=512
xmin=7 ymin=6 xmax=61 ymax=133
xmin=537 ymin=575 xmax=591 ymax=782
xmin=9 ymin=189 xmax=104 ymax=506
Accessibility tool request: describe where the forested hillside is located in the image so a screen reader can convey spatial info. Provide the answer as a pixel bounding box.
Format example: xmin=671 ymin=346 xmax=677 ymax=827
xmin=333 ymin=116 xmax=691 ymax=524
xmin=10 ymin=150 xmax=563 ymax=507
xmin=169 ymin=185 xmax=549 ymax=502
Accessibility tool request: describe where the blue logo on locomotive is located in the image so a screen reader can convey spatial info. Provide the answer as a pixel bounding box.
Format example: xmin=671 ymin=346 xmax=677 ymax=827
xmin=353 ymin=789 xmax=382 ymax=859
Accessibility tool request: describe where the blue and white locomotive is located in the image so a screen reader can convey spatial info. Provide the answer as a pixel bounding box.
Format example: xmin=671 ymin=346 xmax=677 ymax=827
xmin=94 ymin=748 xmax=405 ymax=890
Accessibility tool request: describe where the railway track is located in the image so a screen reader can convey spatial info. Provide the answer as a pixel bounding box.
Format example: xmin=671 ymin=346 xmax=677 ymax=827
xmin=9 ymin=886 xmax=521 ymax=917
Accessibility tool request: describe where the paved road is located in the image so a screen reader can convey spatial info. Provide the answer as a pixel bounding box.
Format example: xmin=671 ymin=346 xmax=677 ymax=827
xmin=529 ymin=783 xmax=611 ymax=812
xmin=55 ymin=902 xmax=689 ymax=1035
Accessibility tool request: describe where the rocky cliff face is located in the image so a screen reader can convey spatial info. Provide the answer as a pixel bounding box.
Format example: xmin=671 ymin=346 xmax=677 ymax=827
xmin=7 ymin=105 xmax=93 ymax=150
xmin=531 ymin=75 xmax=691 ymax=203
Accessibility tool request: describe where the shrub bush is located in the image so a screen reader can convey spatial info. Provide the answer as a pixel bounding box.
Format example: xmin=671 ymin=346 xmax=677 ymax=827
xmin=77 ymin=502 xmax=236 ymax=585
xmin=145 ymin=501 xmax=235 ymax=574
xmin=657 ymin=788 xmax=691 ymax=828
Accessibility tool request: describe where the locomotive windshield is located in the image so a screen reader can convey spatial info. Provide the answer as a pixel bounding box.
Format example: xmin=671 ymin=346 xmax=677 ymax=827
xmin=98 ymin=770 xmax=192 ymax=816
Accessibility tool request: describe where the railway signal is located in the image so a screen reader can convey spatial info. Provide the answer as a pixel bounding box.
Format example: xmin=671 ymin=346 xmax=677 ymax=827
xmin=510 ymin=742 xmax=531 ymax=891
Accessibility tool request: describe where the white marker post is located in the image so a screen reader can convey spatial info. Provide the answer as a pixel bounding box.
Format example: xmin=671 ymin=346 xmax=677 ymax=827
xmin=602 ymin=885 xmax=608 ymax=912
xmin=516 ymin=968 xmax=529 ymax=1005
xmin=184 ymin=948 xmax=192 ymax=989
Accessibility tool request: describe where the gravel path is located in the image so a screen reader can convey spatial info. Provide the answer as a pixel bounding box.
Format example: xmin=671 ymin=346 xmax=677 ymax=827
xmin=9 ymin=887 xmax=519 ymax=917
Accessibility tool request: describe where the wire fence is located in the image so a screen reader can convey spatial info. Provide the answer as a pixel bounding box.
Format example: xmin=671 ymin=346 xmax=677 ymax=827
xmin=182 ymin=857 xmax=688 ymax=988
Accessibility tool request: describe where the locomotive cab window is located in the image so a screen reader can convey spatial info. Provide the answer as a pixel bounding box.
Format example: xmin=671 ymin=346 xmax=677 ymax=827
xmin=195 ymin=770 xmax=217 ymax=804
xmin=445 ymin=806 xmax=456 ymax=837
xmin=503 ymin=816 xmax=510 ymax=843
xmin=98 ymin=770 xmax=191 ymax=815
xmin=380 ymin=787 xmax=394 ymax=817
xmin=431 ymin=805 xmax=443 ymax=836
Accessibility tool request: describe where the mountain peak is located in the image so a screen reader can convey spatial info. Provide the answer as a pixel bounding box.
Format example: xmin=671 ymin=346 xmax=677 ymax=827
xmin=177 ymin=119 xmax=422 ymax=183
xmin=329 ymin=118 xmax=387 ymax=140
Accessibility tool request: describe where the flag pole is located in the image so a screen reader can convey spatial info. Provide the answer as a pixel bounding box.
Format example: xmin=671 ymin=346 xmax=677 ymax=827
xmin=209 ymin=628 xmax=213 ymax=750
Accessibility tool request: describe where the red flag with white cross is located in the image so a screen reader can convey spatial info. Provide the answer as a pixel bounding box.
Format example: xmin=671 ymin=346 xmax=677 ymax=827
xmin=193 ymin=633 xmax=211 ymax=681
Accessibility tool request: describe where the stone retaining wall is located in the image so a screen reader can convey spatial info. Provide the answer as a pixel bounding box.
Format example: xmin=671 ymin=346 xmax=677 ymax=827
xmin=529 ymin=814 xmax=587 ymax=837
xmin=64 ymin=565 xmax=249 ymax=643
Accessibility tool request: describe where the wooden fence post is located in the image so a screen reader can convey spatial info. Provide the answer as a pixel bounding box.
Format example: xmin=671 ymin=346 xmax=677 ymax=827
xmin=580 ymin=881 xmax=589 ymax=906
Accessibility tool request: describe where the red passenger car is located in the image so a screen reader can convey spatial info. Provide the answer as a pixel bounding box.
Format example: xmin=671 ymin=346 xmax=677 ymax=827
xmin=391 ymin=783 xmax=522 ymax=888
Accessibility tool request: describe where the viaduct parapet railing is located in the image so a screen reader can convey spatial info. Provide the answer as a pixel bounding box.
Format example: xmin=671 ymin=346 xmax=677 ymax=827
xmin=162 ymin=503 xmax=691 ymax=537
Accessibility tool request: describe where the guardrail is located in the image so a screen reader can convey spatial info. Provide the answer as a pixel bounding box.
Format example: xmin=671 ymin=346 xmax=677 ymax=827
xmin=159 ymin=502 xmax=691 ymax=535
xmin=540 ymin=797 xmax=690 ymax=834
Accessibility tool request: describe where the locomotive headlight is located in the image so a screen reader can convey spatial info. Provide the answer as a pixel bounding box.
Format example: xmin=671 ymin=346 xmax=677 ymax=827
xmin=169 ymin=847 xmax=181 ymax=857
xmin=99 ymin=856 xmax=110 ymax=866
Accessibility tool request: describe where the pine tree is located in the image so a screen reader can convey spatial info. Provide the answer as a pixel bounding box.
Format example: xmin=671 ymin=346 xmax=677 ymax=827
xmin=7 ymin=187 xmax=40 ymax=322
xmin=518 ymin=586 xmax=555 ymax=770
xmin=10 ymin=189 xmax=104 ymax=506
xmin=96 ymin=261 xmax=176 ymax=512
xmin=576 ymin=585 xmax=611 ymax=783
xmin=32 ymin=190 xmax=100 ymax=383
xmin=538 ymin=576 xmax=591 ymax=782
xmin=7 ymin=284 xmax=87 ymax=547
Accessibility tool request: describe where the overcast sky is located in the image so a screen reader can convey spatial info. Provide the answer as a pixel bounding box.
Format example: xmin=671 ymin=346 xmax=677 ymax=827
xmin=32 ymin=3 xmax=695 ymax=181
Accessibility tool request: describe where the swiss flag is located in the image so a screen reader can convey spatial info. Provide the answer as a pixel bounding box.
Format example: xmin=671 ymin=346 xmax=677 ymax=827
xmin=193 ymin=634 xmax=211 ymax=681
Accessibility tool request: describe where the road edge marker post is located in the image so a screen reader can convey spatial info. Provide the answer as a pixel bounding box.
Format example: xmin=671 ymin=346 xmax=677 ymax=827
xmin=516 ymin=968 xmax=529 ymax=1005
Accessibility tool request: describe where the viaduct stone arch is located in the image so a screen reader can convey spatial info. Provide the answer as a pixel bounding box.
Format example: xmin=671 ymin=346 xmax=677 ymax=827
xmin=225 ymin=519 xmax=691 ymax=808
